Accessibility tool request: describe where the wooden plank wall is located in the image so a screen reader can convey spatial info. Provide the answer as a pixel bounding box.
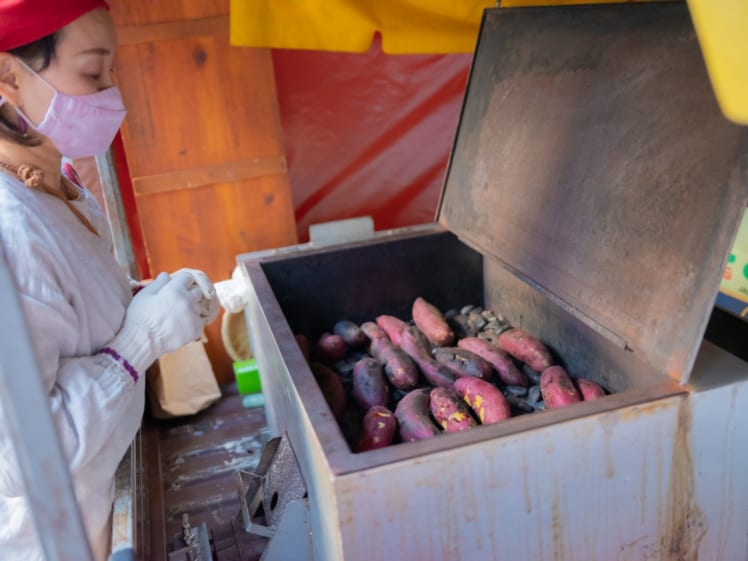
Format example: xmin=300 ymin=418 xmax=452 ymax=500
xmin=109 ymin=0 xmax=298 ymax=383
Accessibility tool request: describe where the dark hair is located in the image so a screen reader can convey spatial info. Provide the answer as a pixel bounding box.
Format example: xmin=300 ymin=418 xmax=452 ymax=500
xmin=0 ymin=32 xmax=60 ymax=146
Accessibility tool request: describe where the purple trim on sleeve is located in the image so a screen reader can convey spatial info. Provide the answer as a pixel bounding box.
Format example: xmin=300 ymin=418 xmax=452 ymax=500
xmin=99 ymin=347 xmax=139 ymax=383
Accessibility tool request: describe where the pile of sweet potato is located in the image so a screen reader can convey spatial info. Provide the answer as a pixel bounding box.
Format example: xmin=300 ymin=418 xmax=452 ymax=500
xmin=296 ymin=297 xmax=608 ymax=453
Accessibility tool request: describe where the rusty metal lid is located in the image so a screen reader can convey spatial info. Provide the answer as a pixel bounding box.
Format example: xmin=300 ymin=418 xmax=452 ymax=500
xmin=438 ymin=3 xmax=748 ymax=384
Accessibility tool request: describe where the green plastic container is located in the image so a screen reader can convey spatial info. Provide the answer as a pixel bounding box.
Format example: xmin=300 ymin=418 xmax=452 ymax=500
xmin=233 ymin=359 xmax=262 ymax=395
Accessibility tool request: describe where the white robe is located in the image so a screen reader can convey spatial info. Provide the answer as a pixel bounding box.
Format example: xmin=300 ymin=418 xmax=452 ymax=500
xmin=0 ymin=171 xmax=145 ymax=561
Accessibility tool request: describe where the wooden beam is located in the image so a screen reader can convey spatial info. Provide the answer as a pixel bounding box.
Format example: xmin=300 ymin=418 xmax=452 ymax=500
xmin=117 ymin=15 xmax=229 ymax=45
xmin=132 ymin=157 xmax=288 ymax=196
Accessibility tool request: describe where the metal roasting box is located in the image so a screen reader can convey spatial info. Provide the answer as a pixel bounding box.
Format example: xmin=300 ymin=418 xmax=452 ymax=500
xmin=239 ymin=4 xmax=748 ymax=560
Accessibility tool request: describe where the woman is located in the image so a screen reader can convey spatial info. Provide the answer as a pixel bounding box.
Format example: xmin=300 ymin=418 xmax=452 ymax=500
xmin=0 ymin=2 xmax=220 ymax=559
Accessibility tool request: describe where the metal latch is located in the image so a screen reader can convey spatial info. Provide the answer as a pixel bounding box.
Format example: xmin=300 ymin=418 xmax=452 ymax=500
xmin=166 ymin=514 xmax=213 ymax=561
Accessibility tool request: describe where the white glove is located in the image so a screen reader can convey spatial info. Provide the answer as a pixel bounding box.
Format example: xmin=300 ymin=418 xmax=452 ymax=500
xmin=105 ymin=270 xmax=212 ymax=374
xmin=215 ymin=267 xmax=250 ymax=314
xmin=172 ymin=268 xmax=220 ymax=323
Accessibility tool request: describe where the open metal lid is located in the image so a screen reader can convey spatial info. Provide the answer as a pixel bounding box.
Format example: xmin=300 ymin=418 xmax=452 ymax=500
xmin=438 ymin=3 xmax=748 ymax=383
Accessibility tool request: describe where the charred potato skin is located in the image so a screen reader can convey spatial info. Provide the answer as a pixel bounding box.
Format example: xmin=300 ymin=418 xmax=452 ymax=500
xmin=395 ymin=388 xmax=441 ymax=441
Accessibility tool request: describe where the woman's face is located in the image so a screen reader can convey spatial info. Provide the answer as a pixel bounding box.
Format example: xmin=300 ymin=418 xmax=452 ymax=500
xmin=12 ymin=8 xmax=117 ymax=127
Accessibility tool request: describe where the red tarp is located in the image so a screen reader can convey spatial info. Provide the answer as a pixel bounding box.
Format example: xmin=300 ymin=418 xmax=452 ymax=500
xmin=272 ymin=34 xmax=472 ymax=242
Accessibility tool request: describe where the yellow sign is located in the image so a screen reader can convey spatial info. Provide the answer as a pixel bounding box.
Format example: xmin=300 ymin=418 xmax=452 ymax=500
xmin=721 ymin=208 xmax=748 ymax=306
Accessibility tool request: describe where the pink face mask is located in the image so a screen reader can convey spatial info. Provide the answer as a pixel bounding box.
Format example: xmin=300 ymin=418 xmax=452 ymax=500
xmin=15 ymin=59 xmax=127 ymax=159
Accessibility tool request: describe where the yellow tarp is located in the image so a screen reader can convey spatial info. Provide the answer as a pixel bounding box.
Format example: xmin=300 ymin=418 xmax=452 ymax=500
xmin=686 ymin=0 xmax=748 ymax=125
xmin=229 ymin=0 xmax=656 ymax=55
xmin=231 ymin=0 xmax=748 ymax=123
xmin=229 ymin=0 xmax=495 ymax=54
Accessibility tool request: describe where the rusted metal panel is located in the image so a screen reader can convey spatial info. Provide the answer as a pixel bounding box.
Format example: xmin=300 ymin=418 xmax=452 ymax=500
xmin=332 ymin=358 xmax=748 ymax=561
xmin=439 ymin=4 xmax=748 ymax=383
xmin=334 ymin=393 xmax=685 ymax=561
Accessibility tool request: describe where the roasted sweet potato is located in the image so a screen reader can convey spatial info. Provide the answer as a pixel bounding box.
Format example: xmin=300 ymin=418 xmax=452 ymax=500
xmin=454 ymin=377 xmax=511 ymax=424
xmin=294 ymin=334 xmax=312 ymax=361
xmin=497 ymin=328 xmax=554 ymax=373
xmin=429 ymin=386 xmax=477 ymax=432
xmin=415 ymin=356 xmax=460 ymax=388
xmin=399 ymin=334 xmax=458 ymax=387
xmin=457 ymin=337 xmax=528 ymax=386
xmin=395 ymin=388 xmax=441 ymax=441
xmin=353 ymin=357 xmax=389 ymax=410
xmin=314 ymin=332 xmax=347 ymax=363
xmin=360 ymin=321 xmax=389 ymax=342
xmin=310 ymin=362 xmax=346 ymax=419
xmin=357 ymin=405 xmax=398 ymax=452
xmin=412 ymin=297 xmax=455 ymax=347
xmin=375 ymin=315 xmax=409 ymax=346
xmin=399 ymin=326 xmax=433 ymax=361
xmin=576 ymin=378 xmax=606 ymax=401
xmin=540 ymin=366 xmax=581 ymax=408
xmin=369 ymin=337 xmax=419 ymax=390
xmin=433 ymin=347 xmax=493 ymax=380
xmin=333 ymin=320 xmax=367 ymax=347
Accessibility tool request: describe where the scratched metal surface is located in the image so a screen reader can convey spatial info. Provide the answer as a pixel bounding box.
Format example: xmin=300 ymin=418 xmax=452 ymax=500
xmin=142 ymin=385 xmax=271 ymax=560
xmin=439 ymin=4 xmax=748 ymax=383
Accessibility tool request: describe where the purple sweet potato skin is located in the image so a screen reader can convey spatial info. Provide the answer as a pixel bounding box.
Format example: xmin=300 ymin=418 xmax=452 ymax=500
xmin=429 ymin=386 xmax=477 ymax=432
xmin=395 ymin=389 xmax=441 ymax=442
xmin=576 ymin=378 xmax=606 ymax=401
xmin=433 ymin=347 xmax=493 ymax=380
xmin=369 ymin=337 xmax=419 ymax=390
xmin=415 ymin=356 xmax=460 ymax=388
xmin=294 ymin=334 xmax=312 ymax=361
xmin=357 ymin=405 xmax=398 ymax=452
xmin=375 ymin=315 xmax=408 ymax=346
xmin=540 ymin=366 xmax=581 ymax=408
xmin=399 ymin=326 xmax=433 ymax=361
xmin=497 ymin=328 xmax=554 ymax=373
xmin=457 ymin=337 xmax=528 ymax=386
xmin=310 ymin=362 xmax=346 ymax=419
xmin=314 ymin=332 xmax=347 ymax=363
xmin=454 ymin=377 xmax=511 ymax=423
xmin=353 ymin=358 xmax=389 ymax=410
xmin=399 ymin=334 xmax=459 ymax=387
xmin=412 ymin=297 xmax=455 ymax=347
xmin=333 ymin=320 xmax=367 ymax=347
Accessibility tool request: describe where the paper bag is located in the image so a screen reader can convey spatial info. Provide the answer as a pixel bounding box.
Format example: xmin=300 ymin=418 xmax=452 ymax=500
xmin=146 ymin=340 xmax=222 ymax=418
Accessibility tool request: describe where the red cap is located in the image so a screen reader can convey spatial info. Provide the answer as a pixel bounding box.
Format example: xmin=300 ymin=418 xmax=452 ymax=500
xmin=0 ymin=0 xmax=110 ymax=52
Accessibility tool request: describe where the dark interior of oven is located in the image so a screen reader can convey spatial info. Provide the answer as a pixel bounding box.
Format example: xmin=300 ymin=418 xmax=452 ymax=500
xmin=258 ymin=230 xmax=671 ymax=397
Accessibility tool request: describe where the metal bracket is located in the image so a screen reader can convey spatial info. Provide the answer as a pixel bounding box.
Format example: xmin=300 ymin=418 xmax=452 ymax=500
xmin=236 ymin=434 xmax=308 ymax=541
xmin=167 ymin=514 xmax=213 ymax=561
xmin=259 ymin=498 xmax=313 ymax=561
